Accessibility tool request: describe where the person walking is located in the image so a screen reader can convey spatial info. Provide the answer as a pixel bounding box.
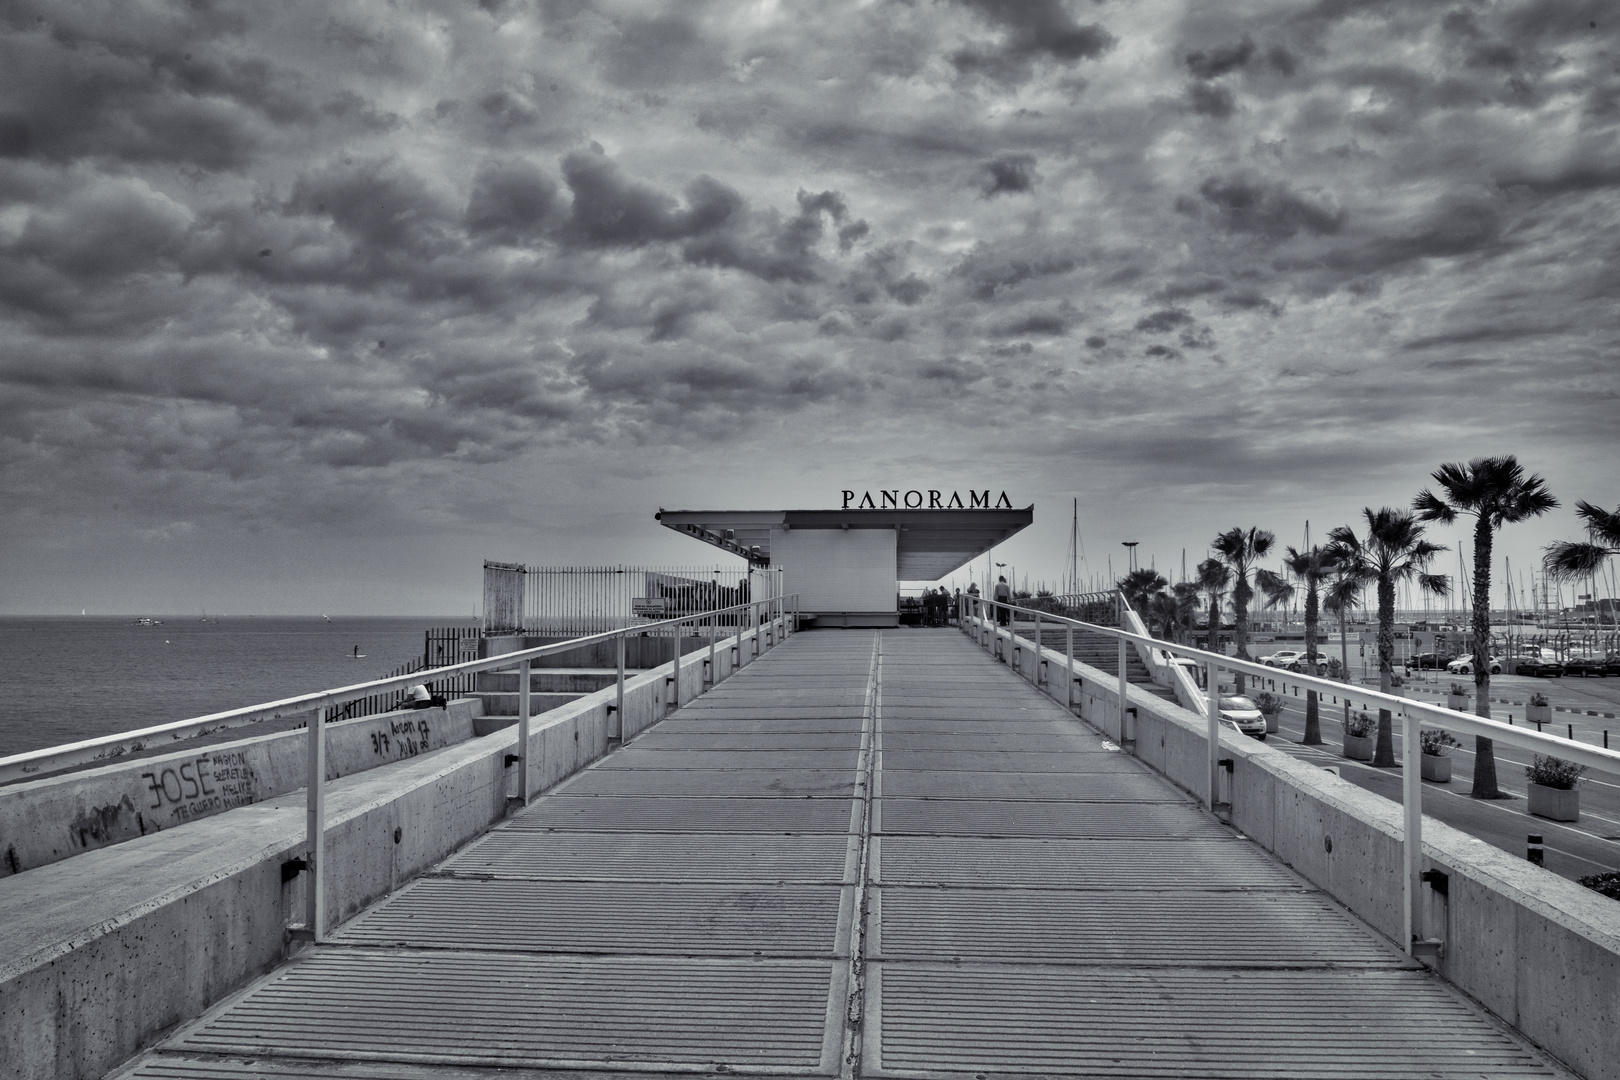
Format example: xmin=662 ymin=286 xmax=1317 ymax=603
xmin=966 ymin=582 xmax=980 ymax=619
xmin=994 ymin=575 xmax=1011 ymax=626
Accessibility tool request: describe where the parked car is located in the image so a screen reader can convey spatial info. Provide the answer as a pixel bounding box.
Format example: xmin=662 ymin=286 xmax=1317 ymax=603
xmin=1286 ymin=655 xmax=1334 ymax=675
xmin=1605 ymin=656 xmax=1620 ymax=677
xmin=1259 ymin=650 xmax=1303 ymax=668
xmin=1410 ymin=652 xmax=1457 ymax=670
xmin=1218 ymin=695 xmax=1267 ymax=740
xmin=1513 ymin=658 xmax=1564 ymax=678
xmin=1561 ymin=656 xmax=1606 ymax=677
xmin=1447 ymin=656 xmax=1503 ymax=675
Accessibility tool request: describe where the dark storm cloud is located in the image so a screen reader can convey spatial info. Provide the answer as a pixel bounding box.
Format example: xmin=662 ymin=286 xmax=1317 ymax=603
xmin=1185 ymin=36 xmax=1255 ymax=80
xmin=560 ymin=150 xmax=742 ymax=248
xmin=949 ymin=0 xmax=1115 ymax=84
xmin=1135 ymin=308 xmax=1194 ymax=333
xmin=465 ymin=158 xmax=561 ymax=242
xmin=980 ymin=153 xmax=1037 ymax=197
xmin=1197 ymin=177 xmax=1345 ymax=239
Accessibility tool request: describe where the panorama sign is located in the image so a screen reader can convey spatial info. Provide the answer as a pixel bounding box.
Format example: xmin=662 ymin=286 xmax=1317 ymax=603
xmin=841 ymin=489 xmax=1014 ymax=510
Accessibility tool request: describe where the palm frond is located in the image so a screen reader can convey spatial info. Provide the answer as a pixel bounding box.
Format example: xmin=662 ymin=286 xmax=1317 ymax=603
xmin=1542 ymin=541 xmax=1617 ymax=581
xmin=1574 ymin=501 xmax=1620 ymax=547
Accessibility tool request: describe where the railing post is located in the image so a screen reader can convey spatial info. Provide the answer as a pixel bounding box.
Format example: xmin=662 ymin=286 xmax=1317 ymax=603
xmin=1118 ymin=632 xmax=1129 ymax=742
xmin=614 ymin=632 xmax=625 ymax=743
xmin=304 ymin=707 xmax=326 ymax=942
xmin=752 ymin=602 xmax=760 ymax=657
xmin=670 ymin=619 xmax=681 ymax=711
xmin=1033 ymin=613 xmax=1042 ymax=686
xmin=1403 ymin=709 xmax=1422 ymax=956
xmin=708 ymin=611 xmax=716 ymax=685
xmin=1206 ymin=658 xmax=1221 ymax=811
xmin=1066 ymin=624 xmax=1075 ymax=711
xmin=735 ymin=603 xmax=744 ymax=667
xmin=517 ymin=658 xmax=531 ymax=804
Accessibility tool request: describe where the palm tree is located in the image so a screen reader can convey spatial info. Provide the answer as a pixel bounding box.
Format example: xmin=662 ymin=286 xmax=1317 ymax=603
xmin=1195 ymin=557 xmax=1231 ymax=655
xmin=1328 ymin=509 xmax=1449 ymax=768
xmin=1544 ymin=501 xmax=1620 ymax=651
xmin=1118 ymin=567 xmax=1169 ymax=614
xmin=1171 ymin=581 xmax=1203 ymax=644
xmin=1323 ymin=560 xmax=1372 ymax=734
xmin=1415 ymin=457 xmax=1557 ymax=798
xmin=1210 ymin=527 xmax=1287 ymax=694
xmin=1263 ymin=545 xmax=1341 ymax=744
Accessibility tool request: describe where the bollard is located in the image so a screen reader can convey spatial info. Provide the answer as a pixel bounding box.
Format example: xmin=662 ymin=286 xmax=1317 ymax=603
xmin=1527 ymin=834 xmax=1544 ymax=866
xmin=1568 ymin=723 xmax=1574 ymax=740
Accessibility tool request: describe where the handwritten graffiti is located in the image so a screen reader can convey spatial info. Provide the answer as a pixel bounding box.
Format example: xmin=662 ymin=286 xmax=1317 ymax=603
xmin=141 ymin=751 xmax=259 ymax=824
xmin=371 ymin=716 xmax=433 ymax=760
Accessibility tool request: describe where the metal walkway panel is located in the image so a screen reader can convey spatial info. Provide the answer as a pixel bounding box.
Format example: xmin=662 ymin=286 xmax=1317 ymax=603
xmin=865 ymin=963 xmax=1561 ymax=1078
xmin=881 ymin=732 xmax=1108 ymax=753
xmin=877 ymin=718 xmax=1076 ymax=735
xmin=598 ymin=748 xmax=862 ymax=771
xmin=652 ymin=715 xmax=867 ymax=733
xmin=504 ymin=795 xmax=859 ymax=833
xmin=555 ymin=767 xmax=857 ymax=798
xmin=880 ymin=749 xmax=1150 ymax=773
xmin=868 ymin=887 xmax=1398 ymax=967
xmin=631 ymin=730 xmax=864 ymax=750
xmin=446 ymin=831 xmax=855 ymax=883
xmin=877 ymin=770 xmax=1175 ymax=801
xmin=331 ymin=878 xmax=851 ymax=957
xmin=874 ymin=797 xmax=1223 ymax=838
xmin=871 ymin=836 xmax=1300 ymax=889
xmin=880 ymin=706 xmax=1069 ymax=720
xmin=167 ymin=949 xmax=843 ymax=1072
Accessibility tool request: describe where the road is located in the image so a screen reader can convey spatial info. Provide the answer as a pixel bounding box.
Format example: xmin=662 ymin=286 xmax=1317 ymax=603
xmin=1245 ymin=669 xmax=1620 ymax=884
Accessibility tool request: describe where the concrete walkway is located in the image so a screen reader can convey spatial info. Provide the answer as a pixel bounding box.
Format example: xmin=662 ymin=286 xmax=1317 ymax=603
xmin=115 ymin=629 xmax=1570 ymax=1079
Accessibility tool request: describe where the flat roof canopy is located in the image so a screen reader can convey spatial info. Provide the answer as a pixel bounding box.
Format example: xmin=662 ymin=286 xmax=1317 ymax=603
xmin=656 ymin=507 xmax=1034 ymax=580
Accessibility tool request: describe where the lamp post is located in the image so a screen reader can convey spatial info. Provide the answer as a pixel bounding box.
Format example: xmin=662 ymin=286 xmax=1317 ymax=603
xmin=1122 ymin=541 xmax=1139 ymax=575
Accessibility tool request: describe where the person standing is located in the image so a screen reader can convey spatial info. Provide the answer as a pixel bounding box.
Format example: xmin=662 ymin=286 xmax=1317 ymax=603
xmin=994 ymin=575 xmax=1011 ymax=626
xmin=966 ymin=582 xmax=980 ymax=619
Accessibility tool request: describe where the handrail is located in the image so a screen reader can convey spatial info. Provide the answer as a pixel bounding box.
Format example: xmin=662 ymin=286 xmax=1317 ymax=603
xmin=962 ymin=592 xmax=1620 ymax=961
xmin=0 ymin=597 xmax=795 ymax=785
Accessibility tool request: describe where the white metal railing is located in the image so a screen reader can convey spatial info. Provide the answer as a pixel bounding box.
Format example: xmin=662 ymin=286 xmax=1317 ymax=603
xmin=1 ymin=593 xmax=798 ymax=941
xmin=961 ymin=591 xmax=1620 ymax=960
xmin=482 ymin=563 xmax=782 ymax=637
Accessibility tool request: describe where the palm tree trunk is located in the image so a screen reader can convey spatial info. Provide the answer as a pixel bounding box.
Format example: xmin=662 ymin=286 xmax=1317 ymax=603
xmin=1303 ymin=585 xmax=1321 ymax=744
xmin=1338 ymin=604 xmax=1351 ymax=732
xmin=1374 ymin=575 xmax=1396 ymax=767
xmin=1470 ymin=516 xmax=1503 ymax=798
xmin=1234 ymin=577 xmax=1250 ymax=695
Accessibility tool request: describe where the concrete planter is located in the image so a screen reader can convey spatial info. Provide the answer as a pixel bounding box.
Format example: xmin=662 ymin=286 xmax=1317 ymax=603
xmin=1526 ymin=702 xmax=1553 ymax=726
xmin=1528 ymin=782 xmax=1579 ymax=822
xmin=1264 ymin=711 xmax=1280 ymax=734
xmin=1420 ymin=753 xmax=1452 ymax=783
xmin=1343 ymin=733 xmax=1374 ymax=761
xmin=1447 ymin=693 xmax=1470 ymax=711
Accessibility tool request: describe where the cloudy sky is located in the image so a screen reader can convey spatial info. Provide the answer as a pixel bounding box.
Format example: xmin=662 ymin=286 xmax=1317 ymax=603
xmin=2 ymin=0 xmax=1616 ymax=615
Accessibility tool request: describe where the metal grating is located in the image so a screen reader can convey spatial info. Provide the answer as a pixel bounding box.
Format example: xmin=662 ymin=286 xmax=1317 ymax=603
xmin=870 ymin=887 xmax=1399 ymax=966
xmin=167 ymin=949 xmax=840 ymax=1071
xmin=446 ymin=831 xmax=855 ymax=883
xmin=554 ymin=768 xmax=858 ymax=798
xmin=867 ymin=964 xmax=1561 ymax=1078
xmin=875 ymin=798 xmax=1221 ymax=838
xmin=880 ymin=732 xmax=1112 ymax=753
xmin=598 ymin=748 xmax=862 ymax=772
xmin=506 ymin=795 xmax=858 ymax=833
xmin=332 ymin=878 xmax=849 ymax=957
xmin=877 ymin=770 xmax=1173 ymax=801
xmin=871 ymin=836 xmax=1296 ymax=889
xmin=632 ymin=730 xmax=864 ymax=750
xmin=880 ymin=750 xmax=1149 ymax=773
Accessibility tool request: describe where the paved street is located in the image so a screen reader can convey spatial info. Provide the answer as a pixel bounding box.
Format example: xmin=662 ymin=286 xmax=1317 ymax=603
xmin=1249 ymin=669 xmax=1620 ymax=882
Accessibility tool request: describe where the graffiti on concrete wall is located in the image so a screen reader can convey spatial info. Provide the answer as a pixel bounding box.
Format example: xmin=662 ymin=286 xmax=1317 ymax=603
xmin=140 ymin=750 xmax=261 ymax=826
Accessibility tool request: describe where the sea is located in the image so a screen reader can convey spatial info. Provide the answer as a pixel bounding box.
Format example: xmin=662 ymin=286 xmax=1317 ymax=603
xmin=0 ymin=616 xmax=471 ymax=758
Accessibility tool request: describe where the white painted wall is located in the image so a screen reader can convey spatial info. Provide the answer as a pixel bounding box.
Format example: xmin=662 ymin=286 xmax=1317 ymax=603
xmin=769 ymin=528 xmax=897 ymax=614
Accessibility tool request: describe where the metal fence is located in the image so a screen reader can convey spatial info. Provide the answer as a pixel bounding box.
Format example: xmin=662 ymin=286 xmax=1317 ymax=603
xmin=324 ymin=626 xmax=482 ymax=723
xmin=482 ymin=563 xmax=782 ymax=636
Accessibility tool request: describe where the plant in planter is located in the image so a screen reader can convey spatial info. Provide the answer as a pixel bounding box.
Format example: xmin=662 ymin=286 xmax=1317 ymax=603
xmin=1343 ymin=710 xmax=1376 ymax=761
xmin=1526 ymin=754 xmax=1586 ymax=821
xmin=1447 ymin=683 xmax=1470 ymax=711
xmin=1579 ymin=871 xmax=1620 ymax=902
xmin=1419 ymin=728 xmax=1461 ymax=782
xmin=1254 ymin=690 xmax=1284 ymax=734
xmin=1526 ymin=692 xmax=1552 ymax=726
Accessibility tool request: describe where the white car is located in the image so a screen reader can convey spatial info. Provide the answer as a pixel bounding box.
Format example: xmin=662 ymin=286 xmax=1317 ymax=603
xmin=1286 ymin=655 xmax=1334 ymax=675
xmin=1260 ymin=650 xmax=1304 ymax=667
xmin=1218 ymin=695 xmax=1267 ymax=740
xmin=1447 ymin=656 xmax=1503 ymax=676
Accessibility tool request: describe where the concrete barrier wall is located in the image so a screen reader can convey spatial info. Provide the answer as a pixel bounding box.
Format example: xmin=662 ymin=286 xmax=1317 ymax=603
xmin=0 ymin=618 xmax=786 ymax=1080
xmin=968 ymin=616 xmax=1620 ymax=1080
xmin=0 ymin=701 xmax=481 ymax=876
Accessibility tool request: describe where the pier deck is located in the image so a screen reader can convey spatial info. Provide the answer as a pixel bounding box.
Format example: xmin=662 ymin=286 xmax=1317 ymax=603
xmin=115 ymin=629 xmax=1568 ymax=1079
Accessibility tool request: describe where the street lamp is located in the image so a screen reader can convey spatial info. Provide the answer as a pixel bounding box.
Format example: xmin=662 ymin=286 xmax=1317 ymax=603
xmin=1121 ymin=541 xmax=1139 ymax=574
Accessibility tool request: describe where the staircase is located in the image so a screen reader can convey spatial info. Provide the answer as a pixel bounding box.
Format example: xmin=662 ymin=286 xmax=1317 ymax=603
xmin=1010 ymin=619 xmax=1178 ymax=704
